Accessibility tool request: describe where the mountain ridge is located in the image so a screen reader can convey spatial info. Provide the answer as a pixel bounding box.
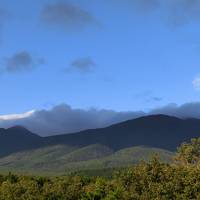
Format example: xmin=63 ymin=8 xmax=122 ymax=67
xmin=43 ymin=114 xmax=200 ymax=151
xmin=1 ymin=114 xmax=200 ymax=158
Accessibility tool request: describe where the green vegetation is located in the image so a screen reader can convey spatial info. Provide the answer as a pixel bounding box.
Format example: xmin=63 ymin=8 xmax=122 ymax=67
xmin=0 ymin=138 xmax=200 ymax=199
xmin=0 ymin=144 xmax=173 ymax=174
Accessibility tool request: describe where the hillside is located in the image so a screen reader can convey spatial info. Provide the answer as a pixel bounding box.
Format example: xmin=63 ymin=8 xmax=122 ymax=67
xmin=0 ymin=114 xmax=200 ymax=173
xmin=0 ymin=144 xmax=173 ymax=174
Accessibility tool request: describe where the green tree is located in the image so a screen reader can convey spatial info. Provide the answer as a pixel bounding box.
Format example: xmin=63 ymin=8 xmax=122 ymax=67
xmin=174 ymin=138 xmax=200 ymax=165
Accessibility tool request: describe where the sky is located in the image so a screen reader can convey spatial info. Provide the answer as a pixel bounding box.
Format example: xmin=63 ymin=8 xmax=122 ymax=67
xmin=1 ymin=0 xmax=200 ymax=135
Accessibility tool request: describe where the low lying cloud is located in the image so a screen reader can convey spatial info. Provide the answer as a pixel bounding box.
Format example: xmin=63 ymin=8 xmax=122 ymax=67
xmin=68 ymin=57 xmax=96 ymax=73
xmin=2 ymin=51 xmax=45 ymax=73
xmin=0 ymin=104 xmax=144 ymax=136
xmin=150 ymin=102 xmax=200 ymax=119
xmin=40 ymin=2 xmax=97 ymax=31
xmin=1 ymin=102 xmax=200 ymax=136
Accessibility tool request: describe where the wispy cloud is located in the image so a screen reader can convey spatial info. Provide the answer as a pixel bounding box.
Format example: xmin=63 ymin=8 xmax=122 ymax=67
xmin=192 ymin=76 xmax=200 ymax=90
xmin=2 ymin=51 xmax=45 ymax=73
xmin=115 ymin=0 xmax=200 ymax=27
xmin=127 ymin=0 xmax=160 ymax=12
xmin=67 ymin=57 xmax=96 ymax=73
xmin=134 ymin=90 xmax=163 ymax=103
xmin=0 ymin=7 xmax=9 ymax=23
xmin=150 ymin=97 xmax=163 ymax=102
xmin=0 ymin=7 xmax=10 ymax=42
xmin=40 ymin=2 xmax=98 ymax=32
xmin=0 ymin=110 xmax=35 ymax=121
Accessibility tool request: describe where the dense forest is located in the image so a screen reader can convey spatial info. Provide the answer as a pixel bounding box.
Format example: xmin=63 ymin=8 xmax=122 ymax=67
xmin=0 ymin=138 xmax=200 ymax=199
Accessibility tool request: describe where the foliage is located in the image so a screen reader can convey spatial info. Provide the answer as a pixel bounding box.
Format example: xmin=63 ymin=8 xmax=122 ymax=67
xmin=0 ymin=138 xmax=200 ymax=199
xmin=174 ymin=138 xmax=200 ymax=165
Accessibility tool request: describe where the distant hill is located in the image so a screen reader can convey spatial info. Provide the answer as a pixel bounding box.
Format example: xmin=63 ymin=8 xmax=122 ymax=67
xmin=0 ymin=144 xmax=173 ymax=174
xmin=1 ymin=115 xmax=200 ymax=157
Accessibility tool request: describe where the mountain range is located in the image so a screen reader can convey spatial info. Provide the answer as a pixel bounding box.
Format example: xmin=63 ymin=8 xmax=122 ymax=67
xmin=0 ymin=114 xmax=200 ymax=174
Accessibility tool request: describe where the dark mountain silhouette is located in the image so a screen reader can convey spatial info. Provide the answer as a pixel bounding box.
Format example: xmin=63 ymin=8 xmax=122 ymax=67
xmin=44 ymin=114 xmax=200 ymax=151
xmin=1 ymin=115 xmax=200 ymax=157
xmin=0 ymin=126 xmax=43 ymax=157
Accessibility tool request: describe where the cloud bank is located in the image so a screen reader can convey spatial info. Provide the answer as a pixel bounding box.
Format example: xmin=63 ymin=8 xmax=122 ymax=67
xmin=1 ymin=102 xmax=200 ymax=136
xmin=0 ymin=104 xmax=144 ymax=136
xmin=150 ymin=102 xmax=200 ymax=119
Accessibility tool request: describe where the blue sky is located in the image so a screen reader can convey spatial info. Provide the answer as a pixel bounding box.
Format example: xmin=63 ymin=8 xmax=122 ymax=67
xmin=1 ymin=0 xmax=200 ymax=115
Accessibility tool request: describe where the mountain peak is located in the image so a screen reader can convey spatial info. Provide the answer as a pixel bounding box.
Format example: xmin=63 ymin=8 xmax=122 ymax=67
xmin=6 ymin=126 xmax=40 ymax=138
xmin=138 ymin=114 xmax=181 ymax=120
xmin=7 ymin=125 xmax=29 ymax=131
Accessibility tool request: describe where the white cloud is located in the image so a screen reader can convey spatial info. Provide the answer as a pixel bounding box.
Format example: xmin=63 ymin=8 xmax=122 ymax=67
xmin=193 ymin=76 xmax=200 ymax=90
xmin=0 ymin=110 xmax=35 ymax=121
